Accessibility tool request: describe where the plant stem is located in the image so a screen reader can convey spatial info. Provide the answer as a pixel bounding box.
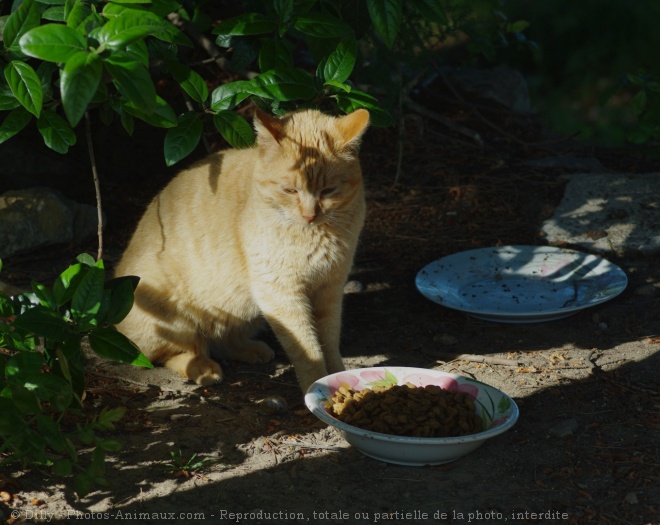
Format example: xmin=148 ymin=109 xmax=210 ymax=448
xmin=85 ymin=112 xmax=103 ymax=261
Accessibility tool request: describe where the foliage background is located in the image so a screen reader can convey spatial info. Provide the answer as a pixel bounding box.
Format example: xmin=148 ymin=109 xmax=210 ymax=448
xmin=504 ymin=0 xmax=660 ymax=145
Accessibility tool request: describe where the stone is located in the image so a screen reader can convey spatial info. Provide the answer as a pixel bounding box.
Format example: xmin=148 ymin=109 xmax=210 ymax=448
xmin=548 ymin=418 xmax=579 ymax=438
xmin=343 ymin=280 xmax=365 ymax=294
xmin=634 ymin=284 xmax=658 ymax=297
xmin=624 ymin=492 xmax=639 ymax=505
xmin=433 ymin=333 xmax=459 ymax=346
xmin=436 ymin=66 xmax=533 ymax=113
xmin=541 ymin=173 xmax=660 ymax=256
xmin=0 ymin=187 xmax=101 ymax=259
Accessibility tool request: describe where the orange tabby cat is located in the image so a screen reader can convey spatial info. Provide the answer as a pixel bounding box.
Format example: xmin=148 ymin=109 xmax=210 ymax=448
xmin=114 ymin=108 xmax=369 ymax=392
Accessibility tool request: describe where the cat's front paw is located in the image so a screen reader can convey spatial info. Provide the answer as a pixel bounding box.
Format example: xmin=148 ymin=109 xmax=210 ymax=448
xmin=243 ymin=340 xmax=275 ymax=364
xmin=168 ymin=354 xmax=223 ymax=386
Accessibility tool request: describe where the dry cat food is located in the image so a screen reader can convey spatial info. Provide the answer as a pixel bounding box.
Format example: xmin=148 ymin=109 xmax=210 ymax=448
xmin=327 ymin=383 xmax=483 ymax=437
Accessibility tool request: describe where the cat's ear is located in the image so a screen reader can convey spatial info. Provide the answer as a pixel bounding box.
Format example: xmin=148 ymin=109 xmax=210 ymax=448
xmin=336 ymin=109 xmax=370 ymax=147
xmin=254 ymin=109 xmax=286 ymax=145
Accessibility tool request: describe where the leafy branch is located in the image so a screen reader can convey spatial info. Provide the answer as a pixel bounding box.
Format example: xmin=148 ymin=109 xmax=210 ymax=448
xmin=0 ymin=255 xmax=150 ymax=496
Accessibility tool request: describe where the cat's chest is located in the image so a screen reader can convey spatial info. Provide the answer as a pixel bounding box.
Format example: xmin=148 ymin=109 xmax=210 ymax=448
xmin=247 ymin=224 xmax=350 ymax=283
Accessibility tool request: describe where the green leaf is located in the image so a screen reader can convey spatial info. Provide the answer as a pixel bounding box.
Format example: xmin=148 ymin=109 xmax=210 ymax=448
xmin=324 ymin=80 xmax=351 ymax=93
xmin=0 ymin=106 xmax=32 ymax=145
xmin=293 ymin=12 xmax=352 ymax=38
xmin=97 ymin=438 xmax=122 ymax=452
xmin=31 ymin=281 xmax=56 ymax=309
xmin=4 ymin=61 xmax=43 ymax=117
xmin=74 ymin=471 xmax=94 ymax=498
xmin=78 ymin=253 xmax=98 ymax=267
xmin=164 ymin=112 xmax=202 ymax=167
xmin=123 ymin=95 xmax=177 ymax=127
xmin=150 ymin=0 xmax=181 ymax=17
xmin=5 ymin=351 xmax=43 ymax=378
xmin=37 ymin=415 xmax=74 ymax=456
xmin=42 ymin=6 xmax=65 ymax=21
xmin=210 ymin=81 xmax=251 ymax=112
xmin=249 ymin=67 xmax=316 ymax=101
xmin=230 ymin=38 xmax=259 ymax=72
xmin=52 ymin=458 xmax=73 ymax=476
xmin=88 ymin=327 xmax=153 ymax=367
xmin=23 ymin=373 xmax=73 ymax=411
xmin=367 ymin=0 xmax=402 ymax=49
xmin=66 ymin=1 xmax=92 ymax=29
xmin=414 ymin=0 xmax=448 ymax=25
xmin=167 ymin=61 xmax=208 ymax=104
xmin=12 ymin=307 xmax=71 ymax=341
xmin=274 ymin=0 xmax=294 ymax=24
xmin=119 ymin=107 xmax=135 ymax=134
xmin=71 ymin=266 xmax=104 ymax=322
xmin=631 ymin=89 xmax=647 ymax=117
xmin=52 ymin=263 xmax=84 ymax=307
xmin=104 ymin=53 xmax=157 ymax=114
xmin=61 ymin=52 xmax=102 ymax=127
xmin=509 ymin=20 xmax=530 ymax=33
xmin=213 ymin=110 xmax=255 ymax=149
xmin=95 ymin=11 xmax=166 ymax=48
xmin=37 ymin=111 xmax=77 ymax=154
xmin=4 ymin=384 xmax=42 ymax=414
xmin=212 ymin=12 xmax=277 ymax=36
xmin=258 ymin=39 xmax=293 ymax=71
xmin=93 ymin=406 xmax=126 ymax=431
xmin=18 ymin=24 xmax=87 ymax=62
xmin=104 ymin=276 xmax=138 ymax=325
xmin=0 ymin=84 xmax=21 ymax=111
xmin=336 ymin=89 xmax=393 ymax=126
xmin=323 ymin=36 xmax=357 ymax=83
xmin=3 ymin=0 xmax=41 ymax=50
xmin=124 ymin=40 xmax=150 ymax=66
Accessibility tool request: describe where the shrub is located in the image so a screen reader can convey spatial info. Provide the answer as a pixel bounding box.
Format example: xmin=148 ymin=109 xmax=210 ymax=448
xmin=1 ymin=0 xmax=528 ymax=165
xmin=0 ymin=254 xmax=150 ymax=496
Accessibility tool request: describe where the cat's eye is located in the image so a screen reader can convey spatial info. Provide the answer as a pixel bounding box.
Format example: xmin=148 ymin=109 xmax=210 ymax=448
xmin=283 ymin=188 xmax=298 ymax=194
xmin=320 ymin=187 xmax=336 ymax=197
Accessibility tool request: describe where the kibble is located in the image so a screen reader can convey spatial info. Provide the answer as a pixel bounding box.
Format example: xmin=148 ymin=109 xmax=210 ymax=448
xmin=327 ymin=383 xmax=482 ymax=437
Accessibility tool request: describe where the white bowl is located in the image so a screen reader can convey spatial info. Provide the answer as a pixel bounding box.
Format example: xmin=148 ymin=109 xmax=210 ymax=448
xmin=305 ymin=366 xmax=519 ymax=466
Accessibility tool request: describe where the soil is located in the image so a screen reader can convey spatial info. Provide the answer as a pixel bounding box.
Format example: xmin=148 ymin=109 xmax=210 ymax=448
xmin=1 ymin=81 xmax=659 ymax=525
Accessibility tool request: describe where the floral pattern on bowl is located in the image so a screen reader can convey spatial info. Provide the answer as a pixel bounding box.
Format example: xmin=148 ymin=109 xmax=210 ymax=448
xmin=305 ymin=367 xmax=519 ymax=466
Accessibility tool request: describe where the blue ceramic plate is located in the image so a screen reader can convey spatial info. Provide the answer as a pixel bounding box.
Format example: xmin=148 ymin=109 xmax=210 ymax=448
xmin=415 ymin=245 xmax=627 ymax=323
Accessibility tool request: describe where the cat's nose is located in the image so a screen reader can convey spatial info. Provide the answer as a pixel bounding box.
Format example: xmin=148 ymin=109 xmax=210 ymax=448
xmin=302 ymin=213 xmax=316 ymax=223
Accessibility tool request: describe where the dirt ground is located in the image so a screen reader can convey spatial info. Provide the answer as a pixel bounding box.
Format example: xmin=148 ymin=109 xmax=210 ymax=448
xmin=1 ymin=81 xmax=659 ymax=525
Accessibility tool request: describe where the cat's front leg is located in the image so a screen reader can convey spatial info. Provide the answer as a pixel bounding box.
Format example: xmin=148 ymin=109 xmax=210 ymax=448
xmin=312 ymin=282 xmax=346 ymax=375
xmin=255 ymin=291 xmax=327 ymax=392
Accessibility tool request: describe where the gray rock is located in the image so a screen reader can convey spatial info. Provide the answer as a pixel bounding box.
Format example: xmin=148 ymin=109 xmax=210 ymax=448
xmin=433 ymin=333 xmax=459 ymax=346
xmin=634 ymin=284 xmax=658 ymax=297
xmin=541 ymin=173 xmax=660 ymax=256
xmin=548 ymin=418 xmax=579 ymax=438
xmin=0 ymin=187 xmax=101 ymax=259
xmin=436 ymin=66 xmax=533 ymax=113
xmin=524 ymin=155 xmax=604 ymax=172
xmin=344 ymin=280 xmax=365 ymax=294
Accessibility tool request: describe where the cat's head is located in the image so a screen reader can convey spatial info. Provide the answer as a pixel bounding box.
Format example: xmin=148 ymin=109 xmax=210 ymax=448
xmin=253 ymin=109 xmax=369 ymax=226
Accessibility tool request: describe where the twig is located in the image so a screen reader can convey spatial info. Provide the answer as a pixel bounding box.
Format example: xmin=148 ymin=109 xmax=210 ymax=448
xmin=403 ymin=95 xmax=483 ymax=146
xmin=437 ymin=353 xmax=521 ymax=366
xmin=167 ymin=12 xmax=231 ymax=73
xmin=395 ymin=65 xmax=404 ymax=185
xmin=85 ymin=112 xmax=103 ymax=261
xmin=279 ymin=441 xmax=344 ymax=451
